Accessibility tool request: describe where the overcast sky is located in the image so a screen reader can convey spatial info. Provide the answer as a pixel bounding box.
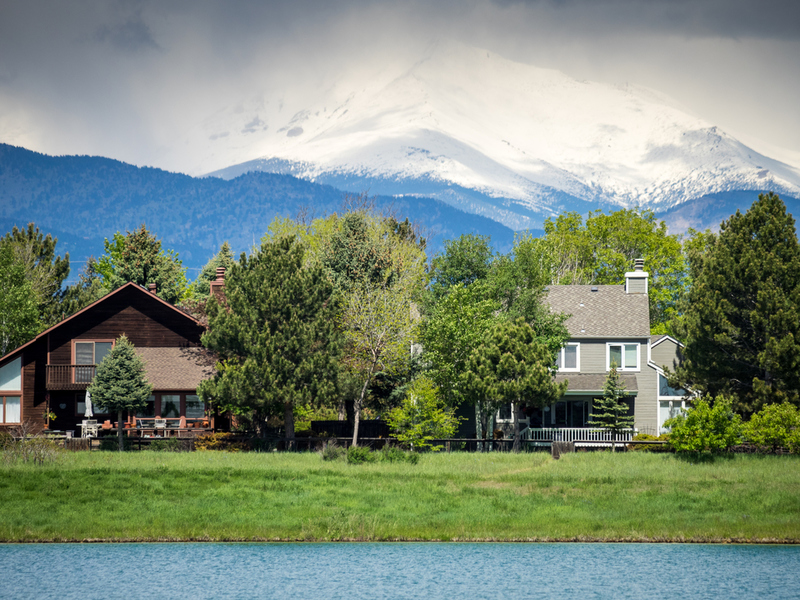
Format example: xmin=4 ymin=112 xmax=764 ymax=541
xmin=1 ymin=0 xmax=799 ymax=173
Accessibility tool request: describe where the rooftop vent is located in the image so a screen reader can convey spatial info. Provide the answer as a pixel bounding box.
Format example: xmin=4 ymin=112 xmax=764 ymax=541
xmin=590 ymin=286 xmax=598 ymax=292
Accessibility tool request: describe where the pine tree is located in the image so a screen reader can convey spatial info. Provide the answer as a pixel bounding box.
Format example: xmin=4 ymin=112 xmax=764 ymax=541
xmin=675 ymin=193 xmax=800 ymax=415
xmin=199 ymin=236 xmax=342 ymax=441
xmin=465 ymin=319 xmax=567 ymax=452
xmin=87 ymin=335 xmax=153 ymax=451
xmin=588 ymin=366 xmax=635 ymax=452
xmin=191 ymin=241 xmax=235 ymax=298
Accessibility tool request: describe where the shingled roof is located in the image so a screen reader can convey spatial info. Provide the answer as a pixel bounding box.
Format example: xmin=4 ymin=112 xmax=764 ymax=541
xmin=546 ymin=285 xmax=650 ymax=338
xmin=555 ymin=372 xmax=638 ymax=395
xmin=135 ymin=347 xmax=215 ymax=390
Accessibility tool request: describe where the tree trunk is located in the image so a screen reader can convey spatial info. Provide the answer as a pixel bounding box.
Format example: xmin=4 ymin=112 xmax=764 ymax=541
xmin=512 ymin=402 xmax=521 ymax=453
xmin=284 ymin=402 xmax=295 ymax=450
xmin=337 ymin=400 xmax=346 ymax=421
xmin=475 ymin=404 xmax=484 ymax=452
xmin=352 ymin=375 xmax=371 ymax=447
xmin=118 ymin=408 xmax=124 ymax=452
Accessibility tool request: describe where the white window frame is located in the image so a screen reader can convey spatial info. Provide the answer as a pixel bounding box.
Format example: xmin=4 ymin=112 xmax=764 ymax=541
xmin=556 ymin=342 xmax=580 ymax=372
xmin=606 ymin=342 xmax=640 ymax=371
xmin=495 ymin=402 xmax=529 ymax=426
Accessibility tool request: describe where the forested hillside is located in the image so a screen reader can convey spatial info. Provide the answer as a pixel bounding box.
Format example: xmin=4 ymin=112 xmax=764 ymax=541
xmin=0 ymin=144 xmax=517 ymax=272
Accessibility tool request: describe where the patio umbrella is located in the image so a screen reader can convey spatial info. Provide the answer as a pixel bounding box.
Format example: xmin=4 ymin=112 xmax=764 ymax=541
xmin=84 ymin=390 xmax=93 ymax=418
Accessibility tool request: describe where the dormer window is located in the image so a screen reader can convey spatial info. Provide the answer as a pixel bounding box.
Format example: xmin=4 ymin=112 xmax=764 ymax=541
xmin=607 ymin=342 xmax=640 ymax=371
xmin=555 ymin=343 xmax=580 ymax=372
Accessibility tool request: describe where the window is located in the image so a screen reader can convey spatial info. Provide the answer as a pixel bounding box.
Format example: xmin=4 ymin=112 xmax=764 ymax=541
xmin=1 ymin=358 xmax=22 ymax=424
xmin=659 ymin=400 xmax=686 ymax=434
xmin=136 ymin=395 xmax=156 ymax=418
xmin=185 ymin=395 xmax=204 ymax=419
xmin=74 ymin=341 xmax=113 ymax=383
xmin=658 ymin=374 xmax=688 ymax=398
xmin=1 ymin=397 xmax=20 ymax=424
xmin=161 ymin=395 xmax=181 ymax=419
xmin=496 ymin=403 xmax=513 ymax=422
xmin=607 ymin=343 xmax=639 ymax=371
xmin=555 ymin=343 xmax=580 ymax=371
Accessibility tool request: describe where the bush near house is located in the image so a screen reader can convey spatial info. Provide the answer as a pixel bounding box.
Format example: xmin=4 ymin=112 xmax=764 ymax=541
xmin=665 ymin=396 xmax=742 ymax=453
xmin=743 ymin=403 xmax=800 ymax=453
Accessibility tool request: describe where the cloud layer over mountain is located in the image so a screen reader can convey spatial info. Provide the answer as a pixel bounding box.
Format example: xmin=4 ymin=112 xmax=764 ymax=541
xmin=1 ymin=0 xmax=799 ymax=175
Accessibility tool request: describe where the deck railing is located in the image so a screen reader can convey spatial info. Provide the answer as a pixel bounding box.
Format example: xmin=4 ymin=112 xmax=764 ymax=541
xmin=520 ymin=427 xmax=636 ymax=443
xmin=46 ymin=365 xmax=97 ymax=389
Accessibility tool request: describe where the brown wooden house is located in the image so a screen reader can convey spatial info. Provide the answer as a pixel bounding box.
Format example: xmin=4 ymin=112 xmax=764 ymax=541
xmin=0 ymin=282 xmax=214 ymax=433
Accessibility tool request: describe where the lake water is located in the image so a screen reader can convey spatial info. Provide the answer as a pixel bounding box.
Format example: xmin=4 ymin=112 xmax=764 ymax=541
xmin=1 ymin=542 xmax=798 ymax=599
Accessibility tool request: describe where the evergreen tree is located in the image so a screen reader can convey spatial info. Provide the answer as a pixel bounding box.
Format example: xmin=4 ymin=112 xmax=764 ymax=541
xmin=95 ymin=225 xmax=188 ymax=304
xmin=674 ymin=193 xmax=800 ymax=415
xmin=0 ymin=245 xmax=39 ymax=355
xmin=464 ymin=319 xmax=566 ymax=452
xmin=198 ymin=236 xmax=342 ymax=440
xmin=0 ymin=223 xmax=70 ymax=328
xmin=87 ymin=335 xmax=153 ymax=452
xmin=56 ymin=258 xmax=107 ymax=320
xmin=588 ymin=366 xmax=635 ymax=451
xmin=191 ymin=241 xmax=235 ymax=298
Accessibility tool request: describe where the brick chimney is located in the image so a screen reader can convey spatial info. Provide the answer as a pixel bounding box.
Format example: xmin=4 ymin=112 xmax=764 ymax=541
xmin=625 ymin=258 xmax=648 ymax=294
xmin=209 ymin=267 xmax=226 ymax=299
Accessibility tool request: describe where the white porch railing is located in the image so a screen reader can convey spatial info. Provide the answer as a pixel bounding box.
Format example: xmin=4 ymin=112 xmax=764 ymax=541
xmin=520 ymin=427 xmax=636 ymax=443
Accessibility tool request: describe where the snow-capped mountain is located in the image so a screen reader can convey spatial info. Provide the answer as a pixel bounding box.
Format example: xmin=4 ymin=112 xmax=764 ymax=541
xmin=202 ymin=41 xmax=800 ymax=230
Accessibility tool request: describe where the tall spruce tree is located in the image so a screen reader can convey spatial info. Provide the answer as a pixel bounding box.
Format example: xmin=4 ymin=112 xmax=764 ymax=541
xmin=199 ymin=236 xmax=341 ymax=440
xmin=674 ymin=193 xmax=800 ymax=415
xmin=87 ymin=335 xmax=153 ymax=452
xmin=588 ymin=365 xmax=635 ymax=452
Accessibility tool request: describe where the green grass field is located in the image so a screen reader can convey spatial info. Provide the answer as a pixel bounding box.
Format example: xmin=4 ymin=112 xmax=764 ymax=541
xmin=1 ymin=450 xmax=798 ymax=542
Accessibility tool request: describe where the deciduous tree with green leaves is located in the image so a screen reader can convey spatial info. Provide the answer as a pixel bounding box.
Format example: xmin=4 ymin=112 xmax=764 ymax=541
xmin=87 ymin=335 xmax=153 ymax=452
xmin=426 ymin=233 xmax=494 ymax=309
xmin=743 ymin=402 xmax=800 ymax=453
xmin=0 ymin=244 xmax=39 ymax=355
xmin=198 ymin=236 xmax=342 ymax=440
xmin=665 ymin=396 xmax=742 ymax=453
xmin=588 ymin=365 xmax=635 ymax=452
xmin=535 ymin=208 xmax=687 ymax=334
xmin=673 ymin=193 xmax=800 ymax=416
xmin=0 ymin=223 xmax=70 ymax=328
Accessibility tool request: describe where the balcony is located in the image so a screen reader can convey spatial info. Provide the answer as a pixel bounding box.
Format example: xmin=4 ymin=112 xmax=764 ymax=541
xmin=46 ymin=365 xmax=97 ymax=390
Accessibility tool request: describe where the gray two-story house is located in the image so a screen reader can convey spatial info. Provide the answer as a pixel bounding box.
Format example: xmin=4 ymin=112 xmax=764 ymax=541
xmin=496 ymin=259 xmax=689 ymax=442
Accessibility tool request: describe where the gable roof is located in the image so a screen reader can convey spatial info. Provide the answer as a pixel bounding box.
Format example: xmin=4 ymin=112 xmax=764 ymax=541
xmin=546 ymin=284 xmax=650 ymax=338
xmin=0 ymin=282 xmax=203 ymax=364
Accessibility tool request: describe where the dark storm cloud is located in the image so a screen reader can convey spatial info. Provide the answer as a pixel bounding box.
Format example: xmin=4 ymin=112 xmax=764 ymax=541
xmin=0 ymin=0 xmax=798 ymax=171
xmin=490 ymin=0 xmax=800 ymax=40
xmin=93 ymin=11 xmax=161 ymax=53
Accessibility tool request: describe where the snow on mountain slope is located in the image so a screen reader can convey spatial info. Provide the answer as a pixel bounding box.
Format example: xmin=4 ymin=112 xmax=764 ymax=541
xmin=200 ymin=41 xmax=800 ymax=228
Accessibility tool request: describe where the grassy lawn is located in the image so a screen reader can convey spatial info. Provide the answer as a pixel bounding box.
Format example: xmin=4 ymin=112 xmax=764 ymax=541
xmin=1 ymin=450 xmax=798 ymax=542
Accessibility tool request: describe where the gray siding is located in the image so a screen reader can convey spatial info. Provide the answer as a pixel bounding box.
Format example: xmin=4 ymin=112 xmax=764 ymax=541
xmin=651 ymin=338 xmax=681 ymax=372
xmin=575 ymin=339 xmax=607 ymax=372
xmin=626 ymin=278 xmax=647 ymax=294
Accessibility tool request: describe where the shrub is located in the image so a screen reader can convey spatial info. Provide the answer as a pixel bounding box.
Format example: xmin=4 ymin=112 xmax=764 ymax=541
xmin=743 ymin=403 xmax=800 ymax=453
xmin=321 ymin=443 xmax=346 ymax=461
xmin=99 ymin=436 xmax=133 ymax=451
xmin=149 ymin=437 xmax=186 ymax=452
xmin=665 ymin=396 xmax=742 ymax=453
xmin=346 ymin=445 xmax=377 ymax=464
xmin=378 ymin=446 xmax=419 ymax=464
xmin=628 ymin=433 xmax=670 ymax=452
xmin=2 ymin=435 xmax=64 ymax=465
xmin=195 ymin=432 xmax=248 ymax=452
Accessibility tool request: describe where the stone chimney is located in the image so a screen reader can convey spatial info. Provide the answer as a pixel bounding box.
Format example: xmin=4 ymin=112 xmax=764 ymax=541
xmin=625 ymin=258 xmax=648 ymax=294
xmin=209 ymin=267 xmax=226 ymax=299
xmin=147 ymin=283 xmax=157 ymax=294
